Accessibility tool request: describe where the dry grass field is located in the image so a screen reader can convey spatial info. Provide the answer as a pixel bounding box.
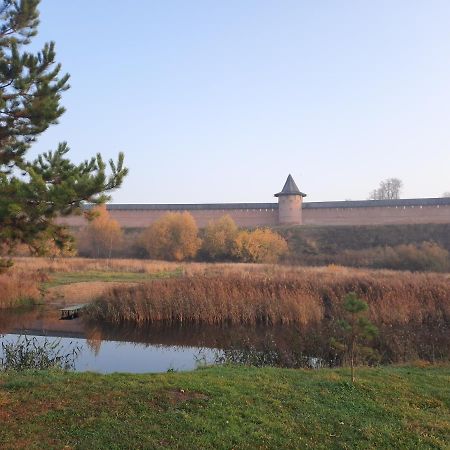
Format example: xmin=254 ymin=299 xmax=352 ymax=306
xmin=2 ymin=258 xmax=449 ymax=327
xmin=11 ymin=256 xmax=180 ymax=274
xmin=0 ymin=257 xmax=182 ymax=308
xmin=0 ymin=257 xmax=256 ymax=308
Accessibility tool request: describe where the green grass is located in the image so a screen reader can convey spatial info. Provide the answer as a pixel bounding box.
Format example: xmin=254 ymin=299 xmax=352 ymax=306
xmin=44 ymin=268 xmax=183 ymax=288
xmin=0 ymin=365 xmax=449 ymax=449
xmin=10 ymin=297 xmax=37 ymax=307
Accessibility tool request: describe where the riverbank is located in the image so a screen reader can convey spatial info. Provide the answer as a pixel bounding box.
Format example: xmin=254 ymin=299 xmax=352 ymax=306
xmin=0 ymin=257 xmax=184 ymax=308
xmin=0 ymin=365 xmax=448 ymax=449
xmin=2 ymin=258 xmax=449 ymax=366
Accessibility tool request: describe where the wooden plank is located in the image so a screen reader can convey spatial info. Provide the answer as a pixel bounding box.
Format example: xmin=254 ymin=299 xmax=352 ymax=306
xmin=59 ymin=304 xmax=88 ymax=312
xmin=59 ymin=303 xmax=88 ymax=320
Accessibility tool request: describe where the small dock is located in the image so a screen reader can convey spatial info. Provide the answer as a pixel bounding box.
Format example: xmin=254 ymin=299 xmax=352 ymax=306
xmin=60 ymin=304 xmax=88 ymax=320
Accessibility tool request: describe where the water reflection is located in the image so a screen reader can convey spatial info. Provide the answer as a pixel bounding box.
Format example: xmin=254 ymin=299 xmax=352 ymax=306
xmin=0 ymin=333 xmax=216 ymax=373
xmin=0 ymin=306 xmax=449 ymax=373
xmin=0 ymin=308 xmax=220 ymax=373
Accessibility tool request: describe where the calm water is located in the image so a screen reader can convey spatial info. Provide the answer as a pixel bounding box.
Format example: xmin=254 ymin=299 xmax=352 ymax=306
xmin=1 ymin=306 xmax=449 ymax=372
xmin=0 ymin=307 xmax=222 ymax=373
xmin=0 ymin=333 xmax=216 ymax=373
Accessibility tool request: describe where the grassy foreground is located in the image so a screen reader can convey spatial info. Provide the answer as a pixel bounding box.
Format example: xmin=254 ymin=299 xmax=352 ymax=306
xmin=1 ymin=366 xmax=449 ymax=449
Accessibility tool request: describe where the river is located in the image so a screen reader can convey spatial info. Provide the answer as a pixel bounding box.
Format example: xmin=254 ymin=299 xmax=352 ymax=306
xmin=1 ymin=305 xmax=448 ymax=373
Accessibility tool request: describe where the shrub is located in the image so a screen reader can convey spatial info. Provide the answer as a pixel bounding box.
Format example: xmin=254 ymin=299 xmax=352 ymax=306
xmin=281 ymin=224 xmax=450 ymax=271
xmin=140 ymin=212 xmax=201 ymax=261
xmin=201 ymin=215 xmax=238 ymax=260
xmin=233 ymin=228 xmax=288 ymax=263
xmin=339 ymin=242 xmax=450 ymax=272
xmin=376 ymin=242 xmax=449 ymax=272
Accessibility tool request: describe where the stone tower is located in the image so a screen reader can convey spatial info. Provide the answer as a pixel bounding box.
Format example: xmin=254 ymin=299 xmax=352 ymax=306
xmin=275 ymin=174 xmax=307 ymax=225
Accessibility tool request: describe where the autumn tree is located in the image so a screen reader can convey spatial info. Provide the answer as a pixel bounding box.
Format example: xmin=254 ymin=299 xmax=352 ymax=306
xmin=78 ymin=205 xmax=123 ymax=258
xmin=369 ymin=178 xmax=403 ymax=200
xmin=0 ymin=1 xmax=127 ymax=270
xmin=331 ymin=292 xmax=378 ymax=383
xmin=233 ymin=228 xmax=288 ymax=263
xmin=201 ymin=214 xmax=238 ymax=260
xmin=140 ymin=212 xmax=201 ymax=261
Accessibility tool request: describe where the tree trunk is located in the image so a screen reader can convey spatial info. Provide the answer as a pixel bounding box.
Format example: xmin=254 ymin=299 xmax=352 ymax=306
xmin=350 ymin=339 xmax=355 ymax=383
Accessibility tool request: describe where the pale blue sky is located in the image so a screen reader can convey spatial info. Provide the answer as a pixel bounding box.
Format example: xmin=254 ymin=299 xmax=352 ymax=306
xmin=31 ymin=1 xmax=450 ymax=203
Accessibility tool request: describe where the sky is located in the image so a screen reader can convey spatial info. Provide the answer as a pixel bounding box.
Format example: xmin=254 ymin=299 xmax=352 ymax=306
xmin=29 ymin=1 xmax=450 ymax=203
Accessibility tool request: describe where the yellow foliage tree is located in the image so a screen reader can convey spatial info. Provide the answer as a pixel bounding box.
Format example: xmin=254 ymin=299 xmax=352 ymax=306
xmin=201 ymin=215 xmax=238 ymax=260
xmin=79 ymin=205 xmax=123 ymax=258
xmin=233 ymin=228 xmax=288 ymax=263
xmin=140 ymin=212 xmax=201 ymax=261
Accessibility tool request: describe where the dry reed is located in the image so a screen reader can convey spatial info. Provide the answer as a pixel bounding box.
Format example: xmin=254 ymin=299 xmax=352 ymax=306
xmin=89 ymin=270 xmax=450 ymax=327
xmin=10 ymin=256 xmax=323 ymax=277
xmin=0 ymin=271 xmax=45 ymax=308
xmin=12 ymin=257 xmax=178 ymax=274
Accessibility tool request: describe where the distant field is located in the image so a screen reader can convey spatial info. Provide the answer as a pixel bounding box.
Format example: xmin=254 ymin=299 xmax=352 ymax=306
xmin=44 ymin=268 xmax=183 ymax=288
xmin=0 ymin=365 xmax=448 ymax=449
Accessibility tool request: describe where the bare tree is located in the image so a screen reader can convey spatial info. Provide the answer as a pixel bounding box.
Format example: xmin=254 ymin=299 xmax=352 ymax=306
xmin=369 ymin=178 xmax=403 ymax=200
xmin=442 ymin=192 xmax=450 ymax=198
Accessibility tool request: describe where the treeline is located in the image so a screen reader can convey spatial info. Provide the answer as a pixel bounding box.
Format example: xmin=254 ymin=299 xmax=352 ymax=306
xmin=76 ymin=206 xmax=288 ymax=263
xmin=72 ymin=206 xmax=450 ymax=271
xmin=73 ymin=206 xmax=450 ymax=271
xmin=6 ymin=205 xmax=450 ymax=271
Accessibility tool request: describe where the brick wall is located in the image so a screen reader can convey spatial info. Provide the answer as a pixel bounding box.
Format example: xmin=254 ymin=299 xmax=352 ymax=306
xmin=58 ymin=200 xmax=450 ymax=229
xmin=303 ymin=204 xmax=450 ymax=226
xmin=59 ymin=207 xmax=279 ymax=228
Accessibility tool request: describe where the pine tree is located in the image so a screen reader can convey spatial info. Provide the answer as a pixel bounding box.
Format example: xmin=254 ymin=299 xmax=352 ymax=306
xmin=0 ymin=1 xmax=127 ymax=268
xmin=331 ymin=292 xmax=378 ymax=383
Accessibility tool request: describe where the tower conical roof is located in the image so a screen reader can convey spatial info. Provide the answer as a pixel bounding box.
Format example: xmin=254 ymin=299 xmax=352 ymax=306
xmin=274 ymin=174 xmax=307 ymax=197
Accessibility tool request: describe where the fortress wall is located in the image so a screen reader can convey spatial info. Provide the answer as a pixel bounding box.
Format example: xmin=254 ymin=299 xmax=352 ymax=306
xmin=58 ymin=200 xmax=450 ymax=229
xmin=59 ymin=207 xmax=279 ymax=228
xmin=302 ymin=204 xmax=450 ymax=226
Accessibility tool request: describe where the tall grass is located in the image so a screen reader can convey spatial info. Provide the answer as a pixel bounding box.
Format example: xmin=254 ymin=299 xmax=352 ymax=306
xmin=12 ymin=257 xmax=179 ymax=274
xmin=1 ymin=256 xmax=312 ymax=307
xmin=89 ymin=269 xmax=450 ymax=327
xmin=0 ymin=271 xmax=45 ymax=308
xmin=0 ymin=335 xmax=80 ymax=371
